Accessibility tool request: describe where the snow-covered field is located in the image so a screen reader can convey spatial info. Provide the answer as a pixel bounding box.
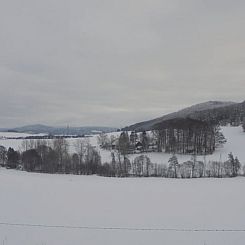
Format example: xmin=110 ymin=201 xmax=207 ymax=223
xmin=0 ymin=132 xmax=46 ymax=139
xmin=0 ymin=126 xmax=244 ymax=165
xmin=0 ymin=169 xmax=245 ymax=245
xmin=0 ymin=127 xmax=245 ymax=244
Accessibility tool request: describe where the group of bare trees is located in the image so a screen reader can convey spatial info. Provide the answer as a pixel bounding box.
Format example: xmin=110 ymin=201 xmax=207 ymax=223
xmin=167 ymin=153 xmax=241 ymax=178
xmin=152 ymin=118 xmax=224 ymax=155
xmin=97 ymin=152 xmax=242 ymax=178
xmin=0 ymin=139 xmax=102 ymax=175
xmin=101 ymin=154 xmax=160 ymax=177
xmin=0 ymin=135 xmax=242 ymax=178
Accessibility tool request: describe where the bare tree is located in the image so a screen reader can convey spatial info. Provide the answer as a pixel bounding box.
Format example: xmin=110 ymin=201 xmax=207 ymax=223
xmin=52 ymin=138 xmax=69 ymax=173
xmin=74 ymin=138 xmax=87 ymax=174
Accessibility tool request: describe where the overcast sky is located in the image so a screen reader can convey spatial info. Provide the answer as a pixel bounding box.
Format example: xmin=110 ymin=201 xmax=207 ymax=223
xmin=0 ymin=0 xmax=245 ymax=128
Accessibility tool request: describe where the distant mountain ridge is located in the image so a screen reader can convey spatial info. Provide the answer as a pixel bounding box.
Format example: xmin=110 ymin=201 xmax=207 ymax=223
xmin=1 ymin=101 xmax=244 ymax=134
xmin=2 ymin=124 xmax=117 ymax=135
xmin=124 ymin=101 xmax=245 ymax=131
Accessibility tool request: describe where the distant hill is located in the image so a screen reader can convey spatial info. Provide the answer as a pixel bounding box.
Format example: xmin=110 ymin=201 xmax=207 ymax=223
xmin=123 ymin=101 xmax=245 ymax=131
xmin=4 ymin=124 xmax=117 ymax=135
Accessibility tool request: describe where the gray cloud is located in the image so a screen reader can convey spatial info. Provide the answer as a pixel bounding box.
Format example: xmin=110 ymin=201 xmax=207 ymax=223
xmin=0 ymin=0 xmax=244 ymax=128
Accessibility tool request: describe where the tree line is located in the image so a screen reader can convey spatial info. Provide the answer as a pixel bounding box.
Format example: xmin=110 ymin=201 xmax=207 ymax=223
xmin=99 ymin=152 xmax=242 ymax=178
xmin=0 ymin=139 xmax=101 ymax=175
xmin=98 ymin=119 xmax=227 ymax=156
xmin=0 ymin=139 xmax=242 ymax=178
xmin=184 ymin=101 xmax=245 ymax=126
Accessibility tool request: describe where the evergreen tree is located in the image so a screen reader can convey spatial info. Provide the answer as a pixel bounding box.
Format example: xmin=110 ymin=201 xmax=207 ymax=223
xmin=129 ymin=131 xmax=138 ymax=152
xmin=118 ymin=132 xmax=130 ymax=156
xmin=111 ymin=152 xmax=116 ymax=176
xmin=22 ymin=149 xmax=40 ymax=172
xmin=141 ymin=131 xmax=149 ymax=152
xmin=234 ymin=157 xmax=241 ymax=176
xmin=7 ymin=147 xmax=19 ymax=169
xmin=129 ymin=131 xmax=137 ymax=145
xmin=214 ymin=126 xmax=227 ymax=148
xmin=168 ymin=154 xmax=179 ymax=178
xmin=228 ymin=153 xmax=240 ymax=177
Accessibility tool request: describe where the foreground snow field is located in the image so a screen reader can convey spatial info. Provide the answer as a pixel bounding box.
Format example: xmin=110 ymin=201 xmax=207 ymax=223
xmin=0 ymin=169 xmax=245 ymax=245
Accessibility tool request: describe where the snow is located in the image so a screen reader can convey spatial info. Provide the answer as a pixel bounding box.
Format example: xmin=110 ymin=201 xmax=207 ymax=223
xmin=0 ymin=132 xmax=47 ymax=152
xmin=98 ymin=126 xmax=245 ymax=165
xmin=0 ymin=132 xmax=46 ymax=138
xmin=0 ymin=169 xmax=245 ymax=244
xmin=0 ymin=126 xmax=245 ymax=165
xmin=74 ymin=126 xmax=245 ymax=165
xmin=215 ymin=126 xmax=245 ymax=163
xmin=124 ymin=126 xmax=245 ymax=165
xmin=0 ymin=127 xmax=245 ymax=244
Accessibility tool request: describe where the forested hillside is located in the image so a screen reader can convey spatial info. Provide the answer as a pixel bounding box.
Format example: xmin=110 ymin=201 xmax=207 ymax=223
xmin=124 ymin=101 xmax=245 ymax=131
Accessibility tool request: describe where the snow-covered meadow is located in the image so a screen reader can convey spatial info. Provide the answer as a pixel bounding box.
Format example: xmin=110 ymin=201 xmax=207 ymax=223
xmin=0 ymin=126 xmax=245 ymax=244
xmin=1 ymin=169 xmax=245 ymax=245
xmin=0 ymin=126 xmax=245 ymax=165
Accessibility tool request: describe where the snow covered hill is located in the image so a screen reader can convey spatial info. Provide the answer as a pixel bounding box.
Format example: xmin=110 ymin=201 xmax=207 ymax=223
xmin=0 ymin=127 xmax=245 ymax=244
xmin=2 ymin=124 xmax=117 ymax=135
xmin=124 ymin=100 xmax=244 ymax=131
xmin=1 ymin=169 xmax=245 ymax=245
xmin=95 ymin=126 xmax=245 ymax=166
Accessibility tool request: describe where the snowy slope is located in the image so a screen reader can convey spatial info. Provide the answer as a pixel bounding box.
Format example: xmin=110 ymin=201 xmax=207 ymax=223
xmin=123 ymin=126 xmax=245 ymax=165
xmin=123 ymin=101 xmax=238 ymax=131
xmin=0 ymin=132 xmax=46 ymax=138
xmin=0 ymin=127 xmax=245 ymax=244
xmin=75 ymin=126 xmax=245 ymax=165
xmin=89 ymin=126 xmax=245 ymax=165
xmin=0 ymin=169 xmax=245 ymax=245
